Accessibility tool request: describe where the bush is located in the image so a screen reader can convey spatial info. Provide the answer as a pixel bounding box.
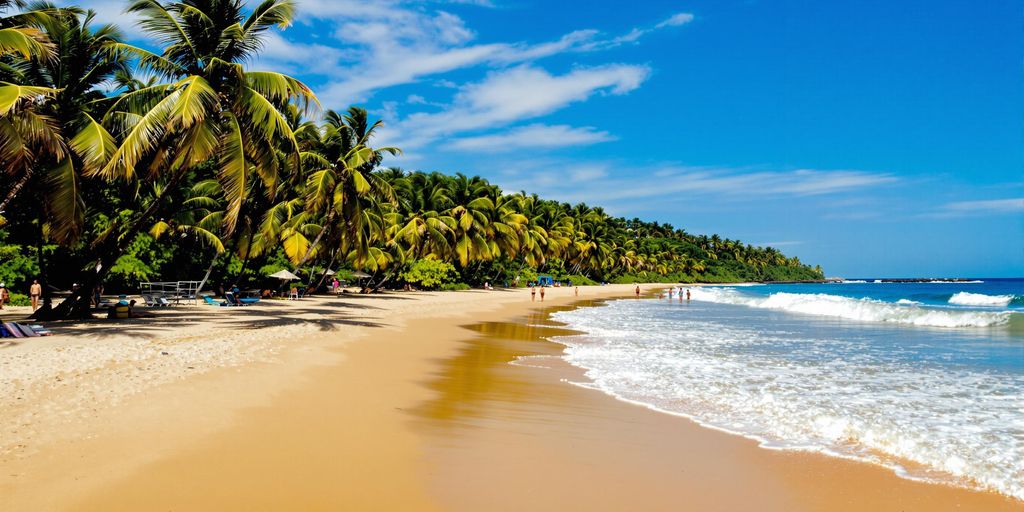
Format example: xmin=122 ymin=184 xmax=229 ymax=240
xmin=5 ymin=292 xmax=30 ymax=307
xmin=562 ymin=274 xmax=599 ymax=286
xmin=439 ymin=282 xmax=470 ymax=291
xmin=401 ymin=259 xmax=458 ymax=290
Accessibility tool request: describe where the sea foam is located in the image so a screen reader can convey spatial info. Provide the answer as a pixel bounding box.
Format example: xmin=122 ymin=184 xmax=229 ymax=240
xmin=551 ymin=300 xmax=1024 ymax=500
xmin=948 ymin=292 xmax=1016 ymax=307
xmin=689 ymin=288 xmax=1012 ymax=327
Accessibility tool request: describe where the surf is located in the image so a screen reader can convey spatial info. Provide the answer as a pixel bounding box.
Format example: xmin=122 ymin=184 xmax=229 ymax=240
xmin=689 ymin=288 xmax=1014 ymax=328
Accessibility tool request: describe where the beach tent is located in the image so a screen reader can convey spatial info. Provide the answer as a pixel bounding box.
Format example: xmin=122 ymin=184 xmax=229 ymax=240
xmin=268 ymin=269 xmax=301 ymax=281
xmin=537 ymin=275 xmax=554 ymax=286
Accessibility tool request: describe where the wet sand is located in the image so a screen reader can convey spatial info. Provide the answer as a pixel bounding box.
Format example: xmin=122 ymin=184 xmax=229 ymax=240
xmin=1 ymin=287 xmax=1019 ymax=511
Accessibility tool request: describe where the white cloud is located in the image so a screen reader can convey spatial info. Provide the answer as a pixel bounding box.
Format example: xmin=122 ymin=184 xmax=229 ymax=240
xmin=941 ymin=198 xmax=1024 ymax=215
xmin=493 ymin=162 xmax=898 ymax=205
xmin=447 ymin=124 xmax=615 ymax=152
xmin=252 ymin=32 xmax=352 ymax=77
xmin=383 ymin=64 xmax=649 ymax=150
xmin=657 ymin=13 xmax=696 ymax=29
xmin=284 ymin=1 xmax=692 ymax=107
xmin=60 ymin=0 xmax=149 ymax=41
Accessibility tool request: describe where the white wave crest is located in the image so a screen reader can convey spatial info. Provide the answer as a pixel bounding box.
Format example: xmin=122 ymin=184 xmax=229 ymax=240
xmin=896 ymin=299 xmax=922 ymax=305
xmin=689 ymin=288 xmax=1012 ymax=327
xmin=948 ymin=292 xmax=1015 ymax=307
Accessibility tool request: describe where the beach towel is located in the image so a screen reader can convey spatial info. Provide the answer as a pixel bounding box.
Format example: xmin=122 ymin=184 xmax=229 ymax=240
xmin=3 ymin=322 xmax=24 ymax=338
xmin=14 ymin=323 xmax=38 ymax=337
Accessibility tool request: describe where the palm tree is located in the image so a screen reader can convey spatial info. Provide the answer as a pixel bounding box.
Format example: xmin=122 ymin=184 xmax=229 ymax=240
xmin=47 ymin=0 xmax=318 ymax=318
xmin=292 ymin=107 xmax=399 ymax=270
xmin=4 ymin=7 xmax=132 ymax=241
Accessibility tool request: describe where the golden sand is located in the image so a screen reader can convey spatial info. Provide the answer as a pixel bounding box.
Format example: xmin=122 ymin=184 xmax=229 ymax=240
xmin=1 ymin=286 xmax=1019 ymax=511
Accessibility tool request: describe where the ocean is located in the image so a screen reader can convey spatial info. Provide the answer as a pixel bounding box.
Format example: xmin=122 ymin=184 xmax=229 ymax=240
xmin=549 ymin=278 xmax=1024 ymax=500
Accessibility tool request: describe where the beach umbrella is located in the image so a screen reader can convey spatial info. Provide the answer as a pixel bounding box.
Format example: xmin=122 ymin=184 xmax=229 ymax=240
xmin=268 ymin=269 xmax=301 ymax=281
xmin=350 ymin=271 xmax=371 ymax=279
xmin=322 ymin=269 xmax=336 ymax=276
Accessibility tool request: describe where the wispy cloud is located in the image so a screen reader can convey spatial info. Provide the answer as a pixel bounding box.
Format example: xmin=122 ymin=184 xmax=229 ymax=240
xmin=938 ymin=197 xmax=1024 ymax=217
xmin=493 ymin=161 xmax=898 ymax=206
xmin=382 ymin=64 xmax=649 ymax=150
xmin=283 ymin=1 xmax=691 ymax=107
xmin=59 ymin=0 xmax=150 ymax=41
xmin=447 ymin=124 xmax=615 ymax=152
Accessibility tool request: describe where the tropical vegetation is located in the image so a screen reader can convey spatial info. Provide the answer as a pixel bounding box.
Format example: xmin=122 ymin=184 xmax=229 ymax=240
xmin=0 ymin=0 xmax=823 ymax=318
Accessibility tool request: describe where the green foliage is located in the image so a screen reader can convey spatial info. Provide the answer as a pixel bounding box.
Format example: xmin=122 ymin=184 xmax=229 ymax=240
xmin=105 ymin=234 xmax=174 ymax=289
xmin=438 ymin=282 xmax=470 ymax=291
xmin=6 ymin=292 xmax=31 ymax=307
xmin=401 ymin=259 xmax=458 ymax=290
xmin=563 ymin=274 xmax=599 ymax=286
xmin=0 ymin=242 xmax=39 ymax=290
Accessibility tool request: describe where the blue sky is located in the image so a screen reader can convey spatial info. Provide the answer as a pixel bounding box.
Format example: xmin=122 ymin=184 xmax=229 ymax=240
xmin=80 ymin=0 xmax=1023 ymax=277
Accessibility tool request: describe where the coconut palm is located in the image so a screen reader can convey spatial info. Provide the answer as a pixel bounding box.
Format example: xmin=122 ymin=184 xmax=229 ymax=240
xmin=2 ymin=7 xmax=133 ymax=241
xmin=47 ymin=0 xmax=318 ymax=318
xmin=292 ymin=107 xmax=399 ymax=270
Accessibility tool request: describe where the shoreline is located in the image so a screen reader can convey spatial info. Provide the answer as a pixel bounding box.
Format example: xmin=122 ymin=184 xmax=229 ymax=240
xmin=1 ymin=285 xmax=1019 ymax=510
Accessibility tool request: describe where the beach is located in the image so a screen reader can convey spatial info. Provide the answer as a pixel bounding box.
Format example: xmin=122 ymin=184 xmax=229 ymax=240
xmin=1 ymin=286 xmax=1020 ymax=511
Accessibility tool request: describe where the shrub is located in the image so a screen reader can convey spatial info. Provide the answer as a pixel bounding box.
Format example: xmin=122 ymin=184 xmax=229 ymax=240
xmin=401 ymin=259 xmax=458 ymax=290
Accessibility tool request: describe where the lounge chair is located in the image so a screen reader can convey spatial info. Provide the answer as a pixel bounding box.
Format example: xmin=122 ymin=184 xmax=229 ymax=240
xmin=202 ymin=295 xmax=228 ymax=307
xmin=157 ymin=296 xmax=173 ymax=307
xmin=224 ymin=293 xmax=247 ymax=306
xmin=239 ymin=297 xmax=260 ymax=305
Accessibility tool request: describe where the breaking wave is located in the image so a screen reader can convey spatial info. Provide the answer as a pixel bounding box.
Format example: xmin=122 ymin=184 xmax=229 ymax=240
xmin=948 ymin=292 xmax=1017 ymax=307
xmin=689 ymin=288 xmax=1013 ymax=328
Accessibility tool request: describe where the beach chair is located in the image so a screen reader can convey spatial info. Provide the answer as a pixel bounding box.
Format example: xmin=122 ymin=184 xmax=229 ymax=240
xmin=157 ymin=296 xmax=173 ymax=307
xmin=224 ymin=293 xmax=247 ymax=306
xmin=202 ymin=295 xmax=228 ymax=307
xmin=141 ymin=294 xmax=158 ymax=307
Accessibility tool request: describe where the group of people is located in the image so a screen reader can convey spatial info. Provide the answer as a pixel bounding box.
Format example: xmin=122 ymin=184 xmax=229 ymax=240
xmin=0 ymin=279 xmax=44 ymax=311
xmin=664 ymin=286 xmax=692 ymax=301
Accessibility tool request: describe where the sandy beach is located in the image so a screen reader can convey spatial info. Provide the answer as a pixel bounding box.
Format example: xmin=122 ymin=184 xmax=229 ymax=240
xmin=1 ymin=286 xmax=1020 ymax=511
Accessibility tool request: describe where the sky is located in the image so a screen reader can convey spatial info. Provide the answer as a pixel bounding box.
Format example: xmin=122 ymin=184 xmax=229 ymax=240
xmin=75 ymin=0 xmax=1023 ymax=277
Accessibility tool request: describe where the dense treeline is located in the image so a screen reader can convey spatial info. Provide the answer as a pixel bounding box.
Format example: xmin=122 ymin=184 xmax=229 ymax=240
xmin=0 ymin=0 xmax=822 ymax=315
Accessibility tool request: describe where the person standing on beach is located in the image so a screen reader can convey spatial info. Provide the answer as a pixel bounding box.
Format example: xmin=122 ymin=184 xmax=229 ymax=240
xmin=531 ymin=286 xmax=536 ymax=301
xmin=575 ymin=286 xmax=579 ymax=297
xmin=29 ymin=279 xmax=42 ymax=310
xmin=0 ymin=283 xmax=7 ymax=309
xmin=540 ymin=286 xmax=546 ymax=301
xmin=635 ymin=285 xmax=641 ymax=298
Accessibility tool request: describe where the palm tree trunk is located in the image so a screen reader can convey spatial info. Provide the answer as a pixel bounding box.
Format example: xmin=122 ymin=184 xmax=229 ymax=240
xmin=293 ymin=211 xmax=336 ymax=270
xmin=196 ymin=254 xmax=219 ymax=297
xmin=0 ymin=168 xmax=34 ymax=215
xmin=233 ymin=229 xmax=257 ymax=286
xmin=312 ymin=254 xmax=337 ymax=293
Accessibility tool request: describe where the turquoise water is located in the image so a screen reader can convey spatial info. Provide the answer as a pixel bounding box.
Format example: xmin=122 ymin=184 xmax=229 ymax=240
xmin=550 ymin=279 xmax=1024 ymax=499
